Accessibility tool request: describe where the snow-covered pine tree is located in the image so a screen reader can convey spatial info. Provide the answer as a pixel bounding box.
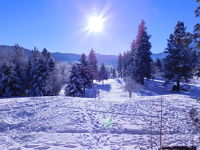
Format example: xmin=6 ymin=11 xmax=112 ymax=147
xmin=155 ymin=59 xmax=162 ymax=70
xmin=117 ymin=53 xmax=123 ymax=78
xmin=41 ymin=48 xmax=58 ymax=96
xmin=12 ymin=63 xmax=26 ymax=96
xmin=25 ymin=58 xmax=32 ymax=94
xmin=12 ymin=45 xmax=27 ymax=96
xmin=194 ymin=0 xmax=200 ymax=76
xmin=28 ymin=48 xmax=47 ymax=96
xmin=124 ymin=40 xmax=137 ymax=79
xmin=78 ymin=53 xmax=93 ymax=91
xmin=194 ymin=0 xmax=200 ymax=49
xmin=164 ymin=21 xmax=193 ymax=91
xmin=0 ymin=63 xmax=15 ymax=97
xmin=98 ymin=63 xmax=109 ymax=84
xmin=122 ymin=51 xmax=130 ymax=78
xmin=65 ymin=54 xmax=93 ymax=97
xmin=155 ymin=58 xmax=164 ymax=74
xmin=111 ymin=67 xmax=117 ymax=78
xmin=127 ymin=20 xmax=152 ymax=85
xmin=88 ymin=49 xmax=98 ymax=80
xmin=65 ymin=64 xmax=85 ymax=97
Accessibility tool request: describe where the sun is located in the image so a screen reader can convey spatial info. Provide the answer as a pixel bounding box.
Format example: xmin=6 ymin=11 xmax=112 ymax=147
xmin=87 ymin=15 xmax=104 ymax=32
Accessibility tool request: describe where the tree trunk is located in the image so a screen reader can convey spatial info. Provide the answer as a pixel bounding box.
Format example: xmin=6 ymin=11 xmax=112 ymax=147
xmin=129 ymin=91 xmax=132 ymax=98
xmin=140 ymin=76 xmax=144 ymax=85
xmin=176 ymin=80 xmax=180 ymax=91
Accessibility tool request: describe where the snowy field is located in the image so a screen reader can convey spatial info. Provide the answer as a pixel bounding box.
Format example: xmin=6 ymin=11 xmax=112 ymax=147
xmin=0 ymin=79 xmax=200 ymax=150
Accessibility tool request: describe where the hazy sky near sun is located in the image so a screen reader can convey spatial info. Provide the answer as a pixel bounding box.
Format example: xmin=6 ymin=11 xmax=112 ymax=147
xmin=0 ymin=0 xmax=198 ymax=55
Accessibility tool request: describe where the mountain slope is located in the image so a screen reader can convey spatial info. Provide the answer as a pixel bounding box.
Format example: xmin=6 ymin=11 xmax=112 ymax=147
xmin=52 ymin=52 xmax=118 ymax=65
xmin=0 ymin=45 xmax=165 ymax=65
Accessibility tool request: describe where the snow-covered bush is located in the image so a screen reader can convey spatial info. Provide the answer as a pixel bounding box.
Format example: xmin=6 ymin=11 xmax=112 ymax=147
xmin=124 ymin=78 xmax=141 ymax=98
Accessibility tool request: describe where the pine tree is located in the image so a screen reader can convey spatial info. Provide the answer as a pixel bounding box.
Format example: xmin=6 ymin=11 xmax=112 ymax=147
xmin=65 ymin=65 xmax=85 ymax=97
xmin=111 ymin=68 xmax=117 ymax=78
xmin=122 ymin=51 xmax=130 ymax=78
xmin=78 ymin=53 xmax=93 ymax=90
xmin=41 ymin=48 xmax=57 ymax=96
xmin=28 ymin=48 xmax=44 ymax=96
xmin=28 ymin=48 xmax=47 ymax=96
xmin=194 ymin=0 xmax=200 ymax=76
xmin=98 ymin=63 xmax=108 ymax=84
xmin=12 ymin=45 xmax=27 ymax=96
xmin=155 ymin=58 xmax=164 ymax=73
xmin=12 ymin=63 xmax=25 ymax=96
xmin=164 ymin=21 xmax=193 ymax=91
xmin=194 ymin=0 xmax=200 ymax=49
xmin=0 ymin=63 xmax=15 ymax=97
xmin=117 ymin=53 xmax=123 ymax=78
xmin=65 ymin=54 xmax=93 ymax=97
xmin=128 ymin=20 xmax=152 ymax=84
xmin=88 ymin=49 xmax=98 ymax=80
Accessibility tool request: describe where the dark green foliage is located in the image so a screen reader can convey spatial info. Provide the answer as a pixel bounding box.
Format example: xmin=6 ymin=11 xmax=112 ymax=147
xmin=65 ymin=53 xmax=93 ymax=97
xmin=65 ymin=65 xmax=85 ymax=97
xmin=28 ymin=48 xmax=57 ymax=96
xmin=111 ymin=67 xmax=117 ymax=78
xmin=117 ymin=53 xmax=123 ymax=78
xmin=98 ymin=63 xmax=109 ymax=84
xmin=127 ymin=20 xmax=152 ymax=84
xmin=0 ymin=64 xmax=15 ymax=97
xmin=88 ymin=49 xmax=98 ymax=80
xmin=164 ymin=21 xmax=193 ymax=91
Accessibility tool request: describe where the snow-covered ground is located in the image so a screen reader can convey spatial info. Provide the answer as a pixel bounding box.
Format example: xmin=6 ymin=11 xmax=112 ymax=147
xmin=0 ymin=79 xmax=200 ymax=150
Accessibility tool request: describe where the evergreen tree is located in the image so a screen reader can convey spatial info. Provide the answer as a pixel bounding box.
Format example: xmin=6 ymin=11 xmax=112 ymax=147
xmin=28 ymin=48 xmax=46 ymax=96
xmin=12 ymin=63 xmax=25 ymax=96
xmin=78 ymin=53 xmax=93 ymax=90
xmin=117 ymin=53 xmax=123 ymax=78
xmin=98 ymin=63 xmax=108 ymax=84
xmin=12 ymin=44 xmax=27 ymax=64
xmin=155 ymin=58 xmax=164 ymax=73
xmin=65 ymin=65 xmax=85 ymax=97
xmin=88 ymin=49 xmax=98 ymax=80
xmin=111 ymin=68 xmax=117 ymax=78
xmin=65 ymin=54 xmax=93 ymax=97
xmin=12 ymin=45 xmax=27 ymax=96
xmin=41 ymin=48 xmax=57 ymax=95
xmin=194 ymin=0 xmax=200 ymax=49
xmin=28 ymin=48 xmax=57 ymax=96
xmin=164 ymin=21 xmax=193 ymax=91
xmin=122 ymin=51 xmax=130 ymax=78
xmin=128 ymin=20 xmax=152 ymax=84
xmin=0 ymin=63 xmax=15 ymax=97
xmin=194 ymin=0 xmax=200 ymax=76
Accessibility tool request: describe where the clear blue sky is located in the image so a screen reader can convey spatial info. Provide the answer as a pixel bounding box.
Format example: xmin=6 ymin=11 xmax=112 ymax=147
xmin=0 ymin=0 xmax=198 ymax=55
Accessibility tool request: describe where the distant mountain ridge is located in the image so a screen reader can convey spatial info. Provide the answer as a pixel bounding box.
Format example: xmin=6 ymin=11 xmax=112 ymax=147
xmin=0 ymin=45 xmax=165 ymax=65
xmin=52 ymin=52 xmax=118 ymax=65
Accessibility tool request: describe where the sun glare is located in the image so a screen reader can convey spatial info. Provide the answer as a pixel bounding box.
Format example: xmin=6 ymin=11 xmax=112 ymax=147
xmin=87 ymin=16 xmax=104 ymax=32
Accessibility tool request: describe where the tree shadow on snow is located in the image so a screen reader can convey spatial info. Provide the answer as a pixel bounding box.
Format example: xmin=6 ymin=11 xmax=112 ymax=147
xmin=85 ymin=83 xmax=111 ymax=98
xmin=138 ymin=78 xmax=200 ymax=99
xmin=116 ymin=79 xmax=123 ymax=85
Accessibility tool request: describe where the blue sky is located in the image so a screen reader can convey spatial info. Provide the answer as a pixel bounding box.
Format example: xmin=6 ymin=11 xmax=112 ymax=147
xmin=0 ymin=0 xmax=198 ymax=55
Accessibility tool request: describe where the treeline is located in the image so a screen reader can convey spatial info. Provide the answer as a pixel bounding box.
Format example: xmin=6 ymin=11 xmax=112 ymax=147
xmin=65 ymin=49 xmax=116 ymax=97
xmin=0 ymin=45 xmax=69 ymax=97
xmin=118 ymin=0 xmax=200 ymax=92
